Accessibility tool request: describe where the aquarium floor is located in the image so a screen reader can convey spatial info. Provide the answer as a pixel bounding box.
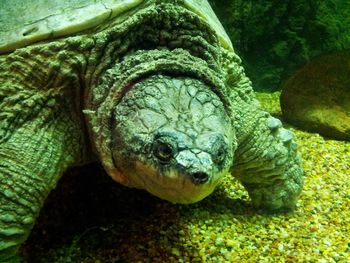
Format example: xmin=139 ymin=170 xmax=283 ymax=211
xmin=23 ymin=92 xmax=350 ymax=263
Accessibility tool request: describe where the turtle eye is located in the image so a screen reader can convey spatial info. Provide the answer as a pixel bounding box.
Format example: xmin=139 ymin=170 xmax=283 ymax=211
xmin=213 ymin=147 xmax=226 ymax=164
xmin=153 ymin=140 xmax=174 ymax=163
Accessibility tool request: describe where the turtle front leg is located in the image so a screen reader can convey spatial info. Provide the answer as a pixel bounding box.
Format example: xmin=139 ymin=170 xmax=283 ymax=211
xmin=0 ymin=111 xmax=84 ymax=262
xmin=231 ymin=102 xmax=303 ymax=212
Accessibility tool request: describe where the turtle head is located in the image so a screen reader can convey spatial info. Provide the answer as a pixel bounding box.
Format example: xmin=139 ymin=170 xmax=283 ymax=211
xmin=111 ymin=75 xmax=235 ymax=204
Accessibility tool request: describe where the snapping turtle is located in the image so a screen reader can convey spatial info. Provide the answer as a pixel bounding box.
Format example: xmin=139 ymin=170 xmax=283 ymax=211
xmin=0 ymin=0 xmax=303 ymax=261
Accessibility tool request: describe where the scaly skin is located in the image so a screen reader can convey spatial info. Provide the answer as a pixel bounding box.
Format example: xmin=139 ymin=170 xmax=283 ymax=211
xmin=222 ymin=51 xmax=303 ymax=211
xmin=0 ymin=41 xmax=88 ymax=261
xmin=0 ymin=2 xmax=303 ymax=261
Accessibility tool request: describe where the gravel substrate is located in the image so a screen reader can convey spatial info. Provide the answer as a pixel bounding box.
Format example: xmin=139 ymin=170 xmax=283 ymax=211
xmin=25 ymin=92 xmax=350 ymax=262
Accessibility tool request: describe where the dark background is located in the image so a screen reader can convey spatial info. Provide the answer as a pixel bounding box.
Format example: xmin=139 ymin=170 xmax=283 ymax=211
xmin=208 ymin=0 xmax=350 ymax=91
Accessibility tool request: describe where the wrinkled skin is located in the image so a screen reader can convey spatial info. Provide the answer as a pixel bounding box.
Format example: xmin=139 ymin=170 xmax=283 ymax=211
xmin=0 ymin=1 xmax=303 ymax=261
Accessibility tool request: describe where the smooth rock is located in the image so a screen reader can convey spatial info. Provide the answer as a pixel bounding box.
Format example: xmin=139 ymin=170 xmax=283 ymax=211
xmin=280 ymin=51 xmax=350 ymax=141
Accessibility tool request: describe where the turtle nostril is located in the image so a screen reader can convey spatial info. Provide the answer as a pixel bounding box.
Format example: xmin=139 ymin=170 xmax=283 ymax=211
xmin=191 ymin=172 xmax=209 ymax=185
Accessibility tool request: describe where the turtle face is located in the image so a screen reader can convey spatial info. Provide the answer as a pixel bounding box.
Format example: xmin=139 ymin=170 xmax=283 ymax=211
xmin=111 ymin=75 xmax=235 ymax=204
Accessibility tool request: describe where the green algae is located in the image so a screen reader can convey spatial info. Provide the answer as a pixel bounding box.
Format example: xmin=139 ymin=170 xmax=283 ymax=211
xmin=208 ymin=0 xmax=350 ymax=91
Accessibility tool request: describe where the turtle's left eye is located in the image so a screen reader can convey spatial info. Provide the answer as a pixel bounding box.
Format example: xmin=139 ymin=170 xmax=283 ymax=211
xmin=153 ymin=140 xmax=174 ymax=163
xmin=213 ymin=147 xmax=226 ymax=164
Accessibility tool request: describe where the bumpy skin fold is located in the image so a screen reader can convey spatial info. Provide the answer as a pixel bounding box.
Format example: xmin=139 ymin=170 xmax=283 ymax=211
xmin=228 ymin=73 xmax=302 ymax=211
xmin=220 ymin=50 xmax=303 ymax=211
xmin=0 ymin=112 xmax=83 ymax=262
xmin=0 ymin=1 xmax=303 ymax=261
xmin=232 ymin=106 xmax=303 ymax=211
xmin=0 ymin=46 xmax=87 ymax=261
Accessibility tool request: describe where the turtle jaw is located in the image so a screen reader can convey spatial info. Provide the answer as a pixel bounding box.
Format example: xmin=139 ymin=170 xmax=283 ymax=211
xmin=106 ymin=152 xmax=229 ymax=204
xmin=129 ymin=159 xmax=227 ymax=204
xmin=110 ymin=138 xmax=233 ymax=203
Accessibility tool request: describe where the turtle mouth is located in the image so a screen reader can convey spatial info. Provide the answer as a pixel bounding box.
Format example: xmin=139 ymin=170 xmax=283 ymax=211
xmin=132 ymin=161 xmax=219 ymax=204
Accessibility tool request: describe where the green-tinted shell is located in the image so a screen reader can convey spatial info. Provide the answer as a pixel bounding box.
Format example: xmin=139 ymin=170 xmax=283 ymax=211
xmin=0 ymin=0 xmax=144 ymax=53
xmin=0 ymin=0 xmax=232 ymax=54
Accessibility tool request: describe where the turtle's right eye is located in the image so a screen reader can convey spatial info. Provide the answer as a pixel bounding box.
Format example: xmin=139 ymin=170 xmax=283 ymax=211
xmin=153 ymin=140 xmax=174 ymax=163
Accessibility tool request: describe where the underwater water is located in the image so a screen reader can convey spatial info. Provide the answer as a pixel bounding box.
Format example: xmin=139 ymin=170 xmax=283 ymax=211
xmin=209 ymin=0 xmax=350 ymax=91
xmin=23 ymin=92 xmax=350 ymax=262
xmin=0 ymin=0 xmax=349 ymax=262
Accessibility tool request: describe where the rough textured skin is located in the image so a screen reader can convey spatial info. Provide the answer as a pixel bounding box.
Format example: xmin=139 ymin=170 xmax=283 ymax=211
xmin=0 ymin=1 xmax=303 ymax=261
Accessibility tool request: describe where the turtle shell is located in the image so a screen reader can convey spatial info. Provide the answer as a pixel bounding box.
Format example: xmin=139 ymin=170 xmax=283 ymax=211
xmin=0 ymin=0 xmax=232 ymax=54
xmin=0 ymin=0 xmax=144 ymax=53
